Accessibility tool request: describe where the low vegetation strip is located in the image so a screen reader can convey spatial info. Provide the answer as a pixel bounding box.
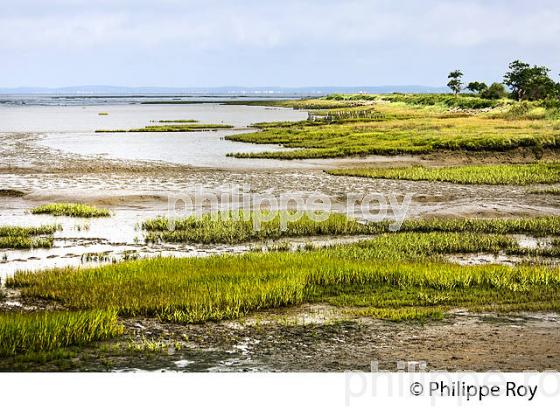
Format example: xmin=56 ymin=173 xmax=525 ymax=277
xmin=8 ymin=232 xmax=560 ymax=323
xmin=0 ymin=236 xmax=53 ymax=249
xmin=327 ymin=163 xmax=560 ymax=185
xmin=142 ymin=211 xmax=377 ymax=244
xmin=0 ymin=310 xmax=122 ymax=357
xmin=155 ymin=119 xmax=198 ymax=123
xmin=0 ymin=225 xmax=59 ymax=237
xmin=31 ymin=203 xmax=110 ymax=218
xmin=0 ymin=225 xmax=59 ymax=249
xmin=143 ymin=212 xmax=560 ymax=244
xmin=399 ymin=216 xmax=560 ymax=236
xmin=380 ymin=93 xmax=501 ymax=109
xmin=226 ymin=117 xmax=560 ymax=160
xmin=96 ymin=123 xmax=234 ymax=133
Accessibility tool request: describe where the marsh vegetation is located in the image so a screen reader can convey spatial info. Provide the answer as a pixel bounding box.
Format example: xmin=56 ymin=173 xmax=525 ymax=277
xmin=225 ymin=97 xmax=559 ymax=159
xmin=7 ymin=229 xmax=560 ymax=325
xmin=31 ymin=203 xmax=111 ymax=218
xmin=143 ymin=212 xmax=560 ymax=244
xmin=143 ymin=211 xmax=377 ymax=244
xmin=327 ymin=162 xmax=560 ymax=185
xmin=0 ymin=310 xmax=122 ymax=357
xmin=0 ymin=225 xmax=59 ymax=249
xmin=96 ymin=123 xmax=234 ymax=133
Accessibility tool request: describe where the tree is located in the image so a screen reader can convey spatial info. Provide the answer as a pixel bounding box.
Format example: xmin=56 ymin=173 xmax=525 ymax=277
xmin=480 ymin=83 xmax=507 ymax=100
xmin=466 ymin=81 xmax=488 ymax=94
xmin=447 ymin=70 xmax=463 ymax=95
xmin=504 ymin=60 xmax=556 ymax=101
xmin=525 ymin=75 xmax=557 ymax=101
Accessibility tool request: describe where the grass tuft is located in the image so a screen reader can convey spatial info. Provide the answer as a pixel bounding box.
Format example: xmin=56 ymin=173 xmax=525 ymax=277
xmin=31 ymin=203 xmax=111 ymax=218
xmin=0 ymin=310 xmax=122 ymax=357
xmin=0 ymin=224 xmax=60 ymax=249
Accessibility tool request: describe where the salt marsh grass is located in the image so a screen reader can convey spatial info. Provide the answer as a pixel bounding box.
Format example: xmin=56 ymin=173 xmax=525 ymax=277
xmin=9 ymin=232 xmax=560 ymax=323
xmin=327 ymin=163 xmax=560 ymax=185
xmin=143 ymin=211 xmax=560 ymax=244
xmin=225 ymin=95 xmax=559 ymax=159
xmin=0 ymin=225 xmax=59 ymax=237
xmin=155 ymin=119 xmax=198 ymax=123
xmin=380 ymin=93 xmax=502 ymax=109
xmin=0 ymin=236 xmax=53 ymax=249
xmin=96 ymin=123 xmax=234 ymax=133
xmin=0 ymin=224 xmax=60 ymax=249
xmin=0 ymin=310 xmax=122 ymax=357
xmin=143 ymin=210 xmax=377 ymax=244
xmin=399 ymin=216 xmax=560 ymax=236
xmin=31 ymin=203 xmax=110 ymax=218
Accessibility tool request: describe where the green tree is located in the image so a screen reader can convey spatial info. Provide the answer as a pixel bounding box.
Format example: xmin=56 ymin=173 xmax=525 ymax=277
xmin=504 ymin=60 xmax=557 ymax=101
xmin=447 ymin=70 xmax=463 ymax=95
xmin=466 ymin=81 xmax=488 ymax=94
xmin=480 ymin=83 xmax=507 ymax=100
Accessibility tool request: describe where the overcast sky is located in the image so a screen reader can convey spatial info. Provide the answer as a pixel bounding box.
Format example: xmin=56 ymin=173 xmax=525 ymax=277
xmin=1 ymin=0 xmax=559 ymax=88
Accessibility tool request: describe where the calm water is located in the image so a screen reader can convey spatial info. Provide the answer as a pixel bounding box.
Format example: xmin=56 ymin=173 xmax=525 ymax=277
xmin=0 ymin=102 xmax=311 ymax=168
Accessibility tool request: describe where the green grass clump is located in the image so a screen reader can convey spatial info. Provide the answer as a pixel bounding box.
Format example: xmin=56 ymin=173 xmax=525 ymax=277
xmin=9 ymin=231 xmax=560 ymax=323
xmin=0 ymin=225 xmax=59 ymax=237
xmin=327 ymin=163 xmax=560 ymax=185
xmin=0 ymin=236 xmax=53 ymax=249
xmin=400 ymin=216 xmax=560 ymax=236
xmin=155 ymin=119 xmax=198 ymax=123
xmin=0 ymin=310 xmax=122 ymax=357
xmin=0 ymin=224 xmax=59 ymax=249
xmin=143 ymin=210 xmax=377 ymax=244
xmin=31 ymin=203 xmax=110 ymax=218
xmin=96 ymin=124 xmax=234 ymax=133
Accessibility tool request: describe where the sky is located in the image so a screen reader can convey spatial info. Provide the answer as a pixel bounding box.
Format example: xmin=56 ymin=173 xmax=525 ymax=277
xmin=1 ymin=0 xmax=559 ymax=88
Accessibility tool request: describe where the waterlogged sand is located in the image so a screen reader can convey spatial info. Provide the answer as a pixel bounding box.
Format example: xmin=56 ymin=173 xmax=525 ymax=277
xmin=1 ymin=102 xmax=560 ymax=371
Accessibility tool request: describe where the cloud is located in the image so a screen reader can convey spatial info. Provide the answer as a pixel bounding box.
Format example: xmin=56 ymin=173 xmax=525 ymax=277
xmin=0 ymin=0 xmax=559 ymax=86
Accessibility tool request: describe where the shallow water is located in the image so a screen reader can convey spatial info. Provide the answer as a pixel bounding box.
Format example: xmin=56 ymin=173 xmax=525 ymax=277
xmin=0 ymin=103 xmax=321 ymax=168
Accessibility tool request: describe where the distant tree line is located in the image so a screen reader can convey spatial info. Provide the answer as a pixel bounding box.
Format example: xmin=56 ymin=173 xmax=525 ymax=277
xmin=447 ymin=60 xmax=560 ymax=103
